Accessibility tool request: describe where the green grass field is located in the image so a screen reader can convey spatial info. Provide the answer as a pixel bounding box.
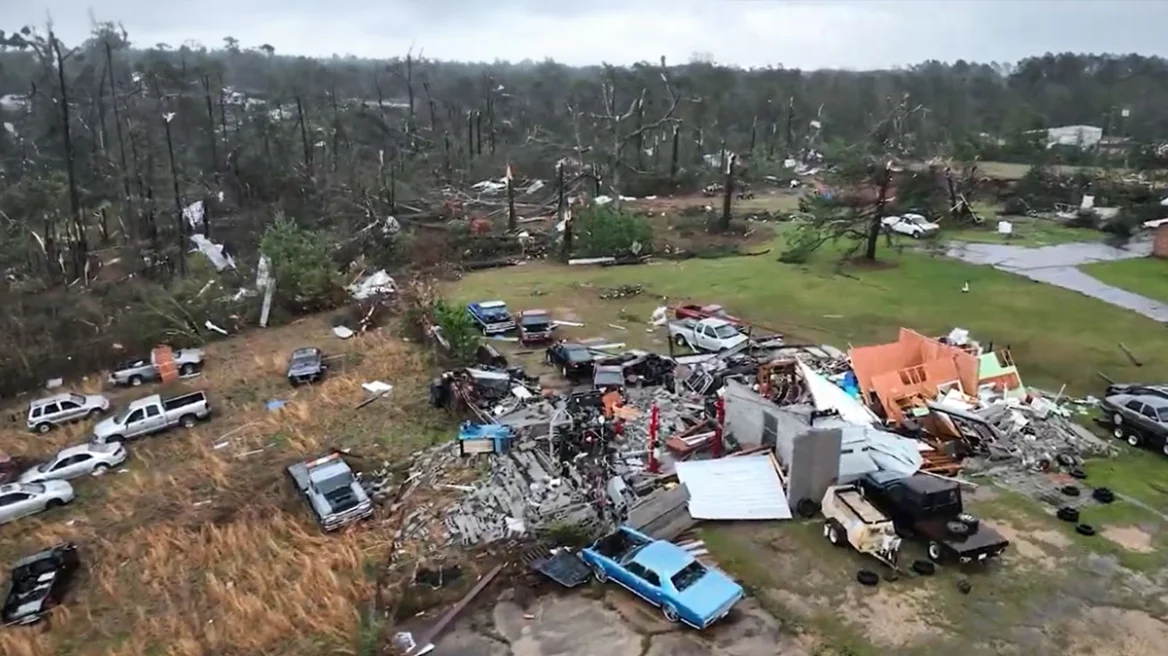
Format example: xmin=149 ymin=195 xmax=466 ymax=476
xmin=452 ymin=233 xmax=1168 ymax=395
xmin=1080 ymin=257 xmax=1168 ymax=304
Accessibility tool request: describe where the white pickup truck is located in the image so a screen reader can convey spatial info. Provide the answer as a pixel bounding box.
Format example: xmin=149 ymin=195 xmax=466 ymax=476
xmin=667 ymin=318 xmax=748 ymax=353
xmin=92 ymin=391 xmax=212 ymax=443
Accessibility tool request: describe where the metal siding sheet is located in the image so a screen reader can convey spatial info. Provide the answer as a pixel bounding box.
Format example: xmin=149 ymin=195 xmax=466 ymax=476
xmin=674 ymin=456 xmax=793 ymax=520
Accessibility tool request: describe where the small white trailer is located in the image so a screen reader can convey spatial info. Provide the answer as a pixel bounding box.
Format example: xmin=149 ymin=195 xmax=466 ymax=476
xmin=821 ymin=483 xmax=902 ymax=569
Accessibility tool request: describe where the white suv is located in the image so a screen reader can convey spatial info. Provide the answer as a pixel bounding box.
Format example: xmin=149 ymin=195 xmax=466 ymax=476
xmin=27 ymin=393 xmax=111 ymax=434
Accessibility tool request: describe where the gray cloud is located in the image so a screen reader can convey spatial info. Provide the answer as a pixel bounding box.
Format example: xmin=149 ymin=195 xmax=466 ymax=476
xmin=10 ymin=1 xmax=1168 ymax=68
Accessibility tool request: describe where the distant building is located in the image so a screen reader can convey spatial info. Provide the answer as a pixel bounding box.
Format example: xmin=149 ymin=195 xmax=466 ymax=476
xmin=1041 ymin=125 xmax=1103 ymax=150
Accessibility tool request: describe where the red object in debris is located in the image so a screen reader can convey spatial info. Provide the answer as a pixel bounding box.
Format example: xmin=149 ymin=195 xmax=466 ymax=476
xmin=469 ymin=217 xmax=491 ymax=234
xmin=712 ymin=396 xmax=725 ymax=458
xmin=647 ymin=403 xmax=660 ymax=474
xmin=673 ymin=304 xmax=744 ymax=326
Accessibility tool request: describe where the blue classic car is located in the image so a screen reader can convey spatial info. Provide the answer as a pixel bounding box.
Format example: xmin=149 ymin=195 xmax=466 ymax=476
xmin=466 ymin=300 xmax=516 ymax=334
xmin=580 ymin=526 xmax=744 ymax=629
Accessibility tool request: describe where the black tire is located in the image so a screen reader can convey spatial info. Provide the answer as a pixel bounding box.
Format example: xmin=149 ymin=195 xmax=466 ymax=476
xmin=1060 ymin=485 xmax=1081 ymax=496
xmin=1126 ymin=433 xmax=1142 ymax=448
xmin=36 ymin=422 xmax=53 ymax=434
xmin=1056 ymin=506 xmax=1080 ymax=523
xmin=927 ymin=541 xmax=945 ymax=563
xmin=796 ymin=498 xmax=821 ymax=518
xmin=1075 ymin=523 xmax=1097 ymax=536
xmin=87 ymin=408 xmax=102 ymax=419
xmin=45 ymin=499 xmax=64 ymax=509
xmin=1069 ymin=468 xmax=1087 ymax=480
xmin=826 ymin=521 xmax=845 ymax=547
xmin=856 ymin=569 xmax=880 ymax=587
xmin=129 ymin=375 xmax=144 ymax=387
xmin=180 ymin=414 xmax=197 ymax=429
xmin=956 ymin=579 xmax=972 ymax=595
xmin=180 ymin=363 xmax=196 ymax=376
xmin=957 ymin=513 xmax=980 ymax=530
xmin=1092 ymin=487 xmax=1115 ymax=504
xmin=911 ymin=560 xmax=936 ymax=576
xmin=947 ymin=520 xmax=973 ymax=536
xmin=673 ymin=334 xmax=688 ymax=348
xmin=661 ymin=603 xmax=680 ymax=623
xmin=911 ymin=231 xmax=921 ymax=240
xmin=92 ymin=464 xmax=110 ymax=476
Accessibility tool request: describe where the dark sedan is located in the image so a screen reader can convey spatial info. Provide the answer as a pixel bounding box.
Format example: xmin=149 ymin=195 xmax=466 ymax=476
xmin=545 ymin=342 xmax=596 ymax=381
xmin=286 ymin=347 xmax=327 ymax=386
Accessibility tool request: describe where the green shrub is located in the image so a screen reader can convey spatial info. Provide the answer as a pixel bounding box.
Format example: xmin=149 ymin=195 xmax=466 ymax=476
xmin=432 ymin=298 xmax=480 ymax=364
xmin=260 ymin=212 xmax=340 ymax=311
xmin=572 ymin=205 xmax=654 ymax=258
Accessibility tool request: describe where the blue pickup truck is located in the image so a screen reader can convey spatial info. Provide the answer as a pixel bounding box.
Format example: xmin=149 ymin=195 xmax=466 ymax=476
xmin=467 ymin=300 xmax=516 ymax=334
xmin=580 ymin=526 xmax=744 ymax=629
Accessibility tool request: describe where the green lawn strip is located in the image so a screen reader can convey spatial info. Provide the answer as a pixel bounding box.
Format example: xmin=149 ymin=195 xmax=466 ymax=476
xmin=452 ymin=237 xmax=1168 ymax=395
xmin=1080 ymin=257 xmax=1168 ymax=305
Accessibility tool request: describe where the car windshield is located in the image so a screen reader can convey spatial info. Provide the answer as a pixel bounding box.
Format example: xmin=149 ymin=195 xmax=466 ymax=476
xmin=21 ymin=483 xmax=45 ymax=494
xmin=565 ymin=346 xmax=593 ymax=362
xmin=670 ymin=561 xmax=707 ymax=592
xmin=521 ymin=314 xmax=549 ymax=326
xmin=69 ymin=393 xmax=86 ymax=404
xmin=712 ymin=324 xmax=739 ymax=338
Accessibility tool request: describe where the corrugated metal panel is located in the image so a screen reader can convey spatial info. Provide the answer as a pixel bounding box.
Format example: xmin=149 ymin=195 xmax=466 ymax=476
xmin=674 ymin=455 xmax=792 ymax=520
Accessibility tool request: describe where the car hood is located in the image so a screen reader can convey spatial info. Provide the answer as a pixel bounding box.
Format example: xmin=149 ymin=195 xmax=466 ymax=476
xmin=86 ymin=395 xmax=110 ymax=410
xmin=92 ymin=416 xmax=121 ymax=436
xmin=40 ymin=479 xmax=73 ymax=495
xmin=673 ymin=570 xmax=743 ymax=620
xmin=288 ymin=361 xmax=321 ymax=374
xmin=17 ymin=466 xmax=46 ymax=484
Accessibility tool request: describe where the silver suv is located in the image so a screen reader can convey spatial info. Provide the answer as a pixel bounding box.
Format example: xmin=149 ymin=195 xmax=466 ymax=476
xmin=27 ymin=393 xmax=111 ymax=434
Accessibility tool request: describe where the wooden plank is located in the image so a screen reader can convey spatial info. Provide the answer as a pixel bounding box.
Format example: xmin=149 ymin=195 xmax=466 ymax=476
xmin=407 ymin=563 xmax=504 ymax=655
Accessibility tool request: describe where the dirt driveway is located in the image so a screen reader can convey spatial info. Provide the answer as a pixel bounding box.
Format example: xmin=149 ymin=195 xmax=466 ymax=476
xmin=433 ymin=588 xmax=811 ymax=656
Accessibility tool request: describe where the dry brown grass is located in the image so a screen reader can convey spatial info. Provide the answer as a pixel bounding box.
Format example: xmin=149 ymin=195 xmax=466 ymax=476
xmin=0 ymin=315 xmax=464 ymax=656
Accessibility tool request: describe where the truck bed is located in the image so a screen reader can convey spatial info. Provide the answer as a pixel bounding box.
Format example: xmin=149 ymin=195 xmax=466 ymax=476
xmin=836 ymin=489 xmax=886 ymax=524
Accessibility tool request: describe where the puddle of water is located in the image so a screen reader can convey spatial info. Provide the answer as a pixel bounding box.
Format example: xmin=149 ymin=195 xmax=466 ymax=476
xmin=946 ymin=238 xmax=1168 ymax=322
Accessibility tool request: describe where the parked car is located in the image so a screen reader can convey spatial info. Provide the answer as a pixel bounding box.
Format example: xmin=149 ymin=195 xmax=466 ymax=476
xmin=545 ymin=341 xmax=597 ymax=381
xmin=1 ymin=543 xmax=79 ymax=626
xmin=92 ymin=391 xmax=211 ymax=443
xmin=580 ymin=526 xmax=744 ymax=629
xmin=1101 ymin=391 xmax=1168 ymax=456
xmin=821 ymin=483 xmax=902 ymax=568
xmin=593 ymin=364 xmax=626 ymax=392
xmin=287 ymin=452 xmax=374 ymax=532
xmin=667 ymin=318 xmax=748 ymax=353
xmin=0 ymin=481 xmax=75 ymax=526
xmin=517 ymin=309 xmax=555 ymax=346
xmin=881 ymin=213 xmax=939 ymax=239
xmin=19 ymin=442 xmax=127 ymax=483
xmin=467 ymin=300 xmax=516 ymax=334
xmin=286 ymin=347 xmax=327 ymax=386
xmin=26 ymin=393 xmax=110 ymax=434
xmin=107 ymin=348 xmax=205 ymax=387
xmin=673 ymin=303 xmax=744 ymax=325
xmin=1104 ymin=382 xmax=1168 ymax=400
xmin=859 ymin=471 xmax=1008 ymax=564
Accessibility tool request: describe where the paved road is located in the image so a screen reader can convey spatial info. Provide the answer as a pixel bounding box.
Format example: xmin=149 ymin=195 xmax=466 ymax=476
xmin=946 ymin=238 xmax=1168 ymax=322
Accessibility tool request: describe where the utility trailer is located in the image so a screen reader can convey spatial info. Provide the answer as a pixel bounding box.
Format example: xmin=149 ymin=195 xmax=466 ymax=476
xmin=821 ymin=483 xmax=902 ymax=570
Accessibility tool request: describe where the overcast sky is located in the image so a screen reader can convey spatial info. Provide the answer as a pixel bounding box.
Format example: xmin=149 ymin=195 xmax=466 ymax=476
xmin=10 ymin=1 xmax=1168 ymax=69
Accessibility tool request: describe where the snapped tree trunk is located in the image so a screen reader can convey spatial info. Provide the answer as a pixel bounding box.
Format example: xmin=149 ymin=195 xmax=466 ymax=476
xmin=163 ymin=115 xmax=186 ymax=277
xmin=785 ymin=97 xmax=795 ymax=153
xmin=749 ymin=116 xmax=758 ymax=156
xmin=557 ymin=163 xmax=570 ymax=260
xmin=634 ymin=93 xmax=646 ymax=170
xmin=466 ymin=111 xmax=474 ymax=159
xmin=51 ymin=33 xmax=86 ymax=282
xmin=295 ymin=94 xmax=312 ymax=174
xmin=670 ymin=123 xmax=681 ymax=181
xmin=105 ymin=42 xmax=133 ymax=241
xmin=864 ymin=163 xmax=894 ymax=261
xmin=202 ymin=76 xmax=219 ymax=184
xmin=475 ymin=110 xmax=483 ymax=157
xmin=506 ymin=173 xmax=517 ymax=232
xmin=719 ymin=155 xmax=736 ymax=232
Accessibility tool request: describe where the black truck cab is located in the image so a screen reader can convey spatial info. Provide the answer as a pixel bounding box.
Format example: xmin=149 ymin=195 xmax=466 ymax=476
xmin=860 ymin=471 xmax=1009 ymax=565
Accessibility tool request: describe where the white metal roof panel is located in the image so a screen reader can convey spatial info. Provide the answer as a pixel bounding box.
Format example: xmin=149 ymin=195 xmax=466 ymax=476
xmin=674 ymin=455 xmax=792 ymax=521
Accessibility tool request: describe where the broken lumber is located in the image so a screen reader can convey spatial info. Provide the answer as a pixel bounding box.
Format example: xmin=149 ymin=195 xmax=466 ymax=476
xmin=406 ymin=563 xmax=504 ymax=655
xmin=1118 ymin=343 xmax=1143 ymax=367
